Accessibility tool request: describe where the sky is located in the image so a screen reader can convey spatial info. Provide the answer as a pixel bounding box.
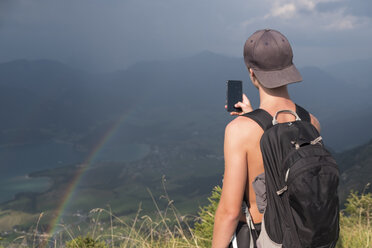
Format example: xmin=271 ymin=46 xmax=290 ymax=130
xmin=0 ymin=0 xmax=371 ymax=72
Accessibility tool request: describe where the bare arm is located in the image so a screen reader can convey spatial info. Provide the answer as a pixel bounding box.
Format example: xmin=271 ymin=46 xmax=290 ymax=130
xmin=310 ymin=113 xmax=321 ymax=133
xmin=212 ymin=119 xmax=248 ymax=248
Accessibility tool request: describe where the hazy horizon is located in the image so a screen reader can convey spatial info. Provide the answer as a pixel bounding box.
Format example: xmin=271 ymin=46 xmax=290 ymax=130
xmin=1 ymin=50 xmax=371 ymax=74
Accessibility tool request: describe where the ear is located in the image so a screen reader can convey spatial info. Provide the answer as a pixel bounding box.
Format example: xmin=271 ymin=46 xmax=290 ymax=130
xmin=249 ymin=68 xmax=255 ymax=77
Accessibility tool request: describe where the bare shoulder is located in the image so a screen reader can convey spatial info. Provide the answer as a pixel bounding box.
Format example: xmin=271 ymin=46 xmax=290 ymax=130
xmin=225 ymin=116 xmax=263 ymax=145
xmin=226 ymin=116 xmax=260 ymax=132
xmin=309 ymin=113 xmax=321 ymax=133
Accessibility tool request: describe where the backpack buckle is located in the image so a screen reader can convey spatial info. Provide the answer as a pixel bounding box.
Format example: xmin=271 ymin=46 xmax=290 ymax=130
xmin=272 ymin=109 xmax=301 ymax=125
xmin=311 ymin=136 xmax=323 ymax=145
xmin=276 ymin=185 xmax=288 ymax=195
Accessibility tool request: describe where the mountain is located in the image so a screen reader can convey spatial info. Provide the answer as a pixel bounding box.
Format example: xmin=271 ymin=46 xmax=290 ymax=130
xmin=118 ymin=53 xmax=372 ymax=151
xmin=0 ymin=59 xmax=138 ymax=134
xmin=324 ymin=58 xmax=372 ymax=87
xmin=0 ymin=54 xmax=371 ymax=151
xmin=290 ymin=66 xmax=372 ymax=150
xmin=0 ymin=59 xmax=83 ymax=94
xmin=336 ymin=139 xmax=372 ymax=204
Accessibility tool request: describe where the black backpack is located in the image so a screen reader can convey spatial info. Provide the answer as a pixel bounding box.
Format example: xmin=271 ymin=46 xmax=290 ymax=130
xmin=242 ymin=104 xmax=339 ymax=248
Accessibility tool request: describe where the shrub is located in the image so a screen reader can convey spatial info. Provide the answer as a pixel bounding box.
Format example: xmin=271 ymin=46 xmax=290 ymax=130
xmin=336 ymin=188 xmax=372 ymax=248
xmin=193 ymin=185 xmax=221 ymax=247
xmin=65 ymin=235 xmax=107 ymax=248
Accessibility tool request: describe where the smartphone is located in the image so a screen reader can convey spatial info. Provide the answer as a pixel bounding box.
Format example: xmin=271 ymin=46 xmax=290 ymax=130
xmin=226 ymin=80 xmax=242 ymax=112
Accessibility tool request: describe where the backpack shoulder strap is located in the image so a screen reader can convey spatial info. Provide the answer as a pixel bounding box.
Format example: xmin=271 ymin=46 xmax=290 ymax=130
xmin=242 ymin=109 xmax=273 ymax=131
xmin=244 ymin=105 xmax=310 ymax=129
xmin=295 ymin=104 xmax=311 ymax=122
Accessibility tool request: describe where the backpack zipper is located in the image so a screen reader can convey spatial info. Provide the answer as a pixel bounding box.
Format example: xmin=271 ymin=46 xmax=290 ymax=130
xmin=286 ymin=161 xmax=338 ymax=185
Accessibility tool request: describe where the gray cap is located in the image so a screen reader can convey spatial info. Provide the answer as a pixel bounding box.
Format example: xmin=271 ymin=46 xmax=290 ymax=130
xmin=243 ymin=29 xmax=302 ymax=89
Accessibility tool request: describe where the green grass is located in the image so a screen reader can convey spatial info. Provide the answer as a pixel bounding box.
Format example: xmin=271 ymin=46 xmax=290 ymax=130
xmin=1 ymin=178 xmax=206 ymax=247
xmin=336 ymin=188 xmax=372 ymax=247
xmin=0 ymin=210 xmax=39 ymax=232
xmin=2 ymin=184 xmax=370 ymax=248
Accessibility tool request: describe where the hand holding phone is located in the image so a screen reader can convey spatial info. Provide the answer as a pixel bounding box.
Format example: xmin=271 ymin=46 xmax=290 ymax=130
xmin=226 ymin=80 xmax=243 ymax=112
xmin=226 ymin=80 xmax=253 ymax=115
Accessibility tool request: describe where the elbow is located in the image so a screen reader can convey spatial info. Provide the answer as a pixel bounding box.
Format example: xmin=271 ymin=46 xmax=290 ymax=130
xmin=216 ymin=204 xmax=241 ymax=222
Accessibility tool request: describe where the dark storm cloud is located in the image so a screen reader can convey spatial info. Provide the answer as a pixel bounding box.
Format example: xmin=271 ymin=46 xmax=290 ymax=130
xmin=0 ymin=0 xmax=13 ymax=11
xmin=0 ymin=0 xmax=371 ymax=71
xmin=0 ymin=0 xmax=259 ymax=71
xmin=0 ymin=0 xmax=14 ymax=22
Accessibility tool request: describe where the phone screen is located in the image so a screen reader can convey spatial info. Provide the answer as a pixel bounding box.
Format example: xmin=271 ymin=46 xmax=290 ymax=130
xmin=226 ymin=80 xmax=242 ymax=112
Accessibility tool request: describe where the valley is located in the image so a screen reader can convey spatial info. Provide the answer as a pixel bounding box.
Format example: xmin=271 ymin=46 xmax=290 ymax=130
xmin=0 ymin=52 xmax=371 ymax=240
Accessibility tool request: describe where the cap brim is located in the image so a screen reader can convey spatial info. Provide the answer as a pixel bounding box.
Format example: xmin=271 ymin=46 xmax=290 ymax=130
xmin=252 ymin=64 xmax=302 ymax=89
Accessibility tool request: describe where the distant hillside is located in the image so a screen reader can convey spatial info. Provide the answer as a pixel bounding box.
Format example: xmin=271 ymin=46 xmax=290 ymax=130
xmin=337 ymin=139 xmax=372 ymax=204
xmin=325 ymin=58 xmax=372 ymax=87
xmin=0 ymin=59 xmax=137 ymax=135
xmin=0 ymin=54 xmax=371 ymax=150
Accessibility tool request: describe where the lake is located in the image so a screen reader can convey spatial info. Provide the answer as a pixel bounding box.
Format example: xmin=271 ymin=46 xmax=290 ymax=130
xmin=0 ymin=142 xmax=150 ymax=203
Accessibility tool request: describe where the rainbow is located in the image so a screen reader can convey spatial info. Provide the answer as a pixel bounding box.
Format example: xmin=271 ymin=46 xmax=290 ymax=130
xmin=42 ymin=107 xmax=135 ymax=245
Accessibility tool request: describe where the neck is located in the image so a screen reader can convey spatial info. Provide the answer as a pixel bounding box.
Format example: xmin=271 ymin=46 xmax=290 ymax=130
xmin=258 ymin=85 xmax=293 ymax=109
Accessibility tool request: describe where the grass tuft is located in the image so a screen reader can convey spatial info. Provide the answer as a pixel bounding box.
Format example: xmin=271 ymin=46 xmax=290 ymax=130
xmin=1 ymin=181 xmax=371 ymax=247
